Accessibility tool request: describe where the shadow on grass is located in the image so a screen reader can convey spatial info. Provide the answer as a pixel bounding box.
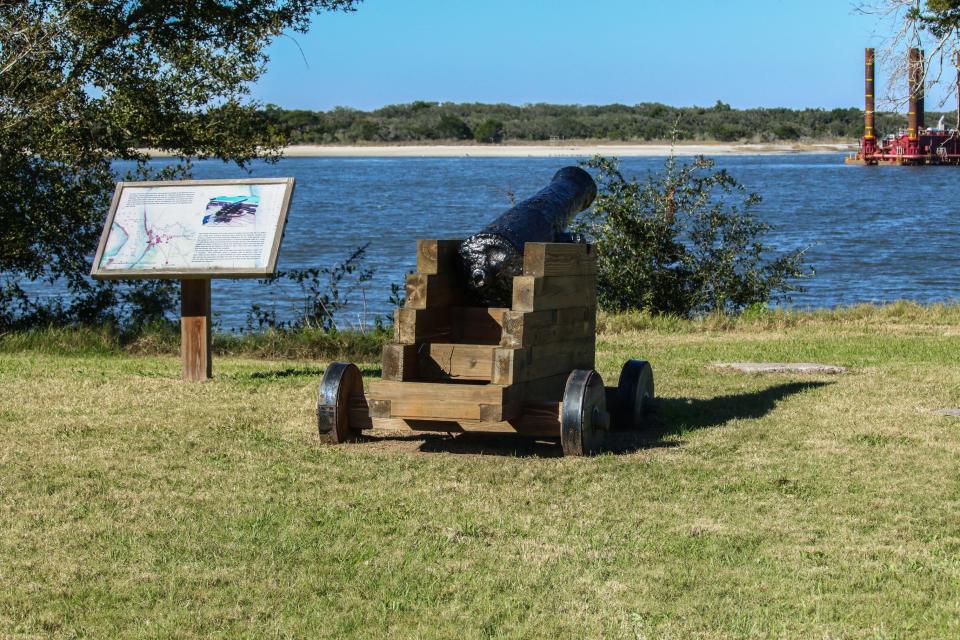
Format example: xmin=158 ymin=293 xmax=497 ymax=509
xmin=355 ymin=380 xmax=831 ymax=458
xmin=359 ymin=432 xmax=571 ymax=458
xmin=653 ymin=381 xmax=832 ymax=438
xmin=247 ymin=365 xmax=381 ymax=380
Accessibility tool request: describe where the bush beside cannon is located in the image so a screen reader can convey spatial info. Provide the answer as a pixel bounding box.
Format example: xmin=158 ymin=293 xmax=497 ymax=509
xmin=316 ymin=167 xmax=655 ymax=456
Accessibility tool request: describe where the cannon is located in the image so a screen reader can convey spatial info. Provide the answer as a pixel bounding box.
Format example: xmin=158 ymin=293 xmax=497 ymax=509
xmin=316 ymin=169 xmax=655 ymax=456
xmin=459 ymin=166 xmax=597 ymax=306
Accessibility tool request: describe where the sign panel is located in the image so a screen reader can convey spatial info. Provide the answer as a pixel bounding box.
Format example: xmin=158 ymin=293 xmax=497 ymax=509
xmin=91 ymin=178 xmax=295 ymax=279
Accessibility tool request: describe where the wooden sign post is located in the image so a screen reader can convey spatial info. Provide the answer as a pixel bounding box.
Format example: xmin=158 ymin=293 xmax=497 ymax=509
xmin=90 ymin=178 xmax=295 ymax=381
xmin=180 ymin=279 xmax=212 ymax=380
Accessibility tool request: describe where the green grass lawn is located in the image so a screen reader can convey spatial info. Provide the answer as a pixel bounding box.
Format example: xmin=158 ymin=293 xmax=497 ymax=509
xmin=2 ymin=304 xmax=960 ymax=638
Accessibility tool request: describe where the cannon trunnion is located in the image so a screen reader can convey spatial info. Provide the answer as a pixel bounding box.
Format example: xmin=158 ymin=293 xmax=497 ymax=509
xmin=316 ymin=238 xmax=656 ymax=456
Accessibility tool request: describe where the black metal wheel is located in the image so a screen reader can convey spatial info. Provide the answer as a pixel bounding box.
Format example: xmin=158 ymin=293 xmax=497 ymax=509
xmin=561 ymin=369 xmax=610 ymax=456
xmin=316 ymin=362 xmax=364 ymax=443
xmin=616 ymin=359 xmax=655 ymax=431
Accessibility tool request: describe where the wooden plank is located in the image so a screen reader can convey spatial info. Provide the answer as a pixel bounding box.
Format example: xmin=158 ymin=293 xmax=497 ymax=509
xmin=479 ymin=380 xmax=523 ymax=421
xmin=492 ymin=347 xmax=529 ymax=387
xmin=478 ymin=404 xmax=504 ymax=422
xmin=394 ymin=308 xmax=452 ymax=344
xmin=516 ymin=373 xmax=570 ymax=402
xmin=368 ymin=402 xmax=561 ymax=438
xmin=418 ymin=343 xmax=496 ymax=381
xmin=506 ymin=307 xmax=593 ymax=329
xmin=416 ymin=239 xmax=462 ymax=275
xmin=512 ymin=402 xmax=562 ymax=435
xmin=557 ymin=306 xmax=595 ymax=324
xmin=348 ymin=395 xmax=373 ymax=429
xmin=511 ymin=275 xmax=597 ymax=312
xmin=492 ymin=338 xmax=596 ymax=385
xmin=502 ymin=307 xmax=592 ymax=331
xmin=391 ymin=397 xmax=482 ymax=421
xmin=500 ymin=307 xmax=596 ymax=348
xmin=180 ymin=279 xmax=211 ymax=381
xmin=501 ymin=318 xmax=595 ymax=349
xmin=522 ymin=242 xmax=597 ymax=277
xmin=381 ymin=343 xmax=419 ymax=381
xmin=368 ymin=399 xmax=392 ymax=419
xmin=368 ymin=380 xmax=507 ymax=421
xmin=395 ymin=306 xmax=507 ymax=345
xmin=452 ymin=306 xmax=508 ymax=343
xmin=405 ymin=273 xmax=461 ymax=310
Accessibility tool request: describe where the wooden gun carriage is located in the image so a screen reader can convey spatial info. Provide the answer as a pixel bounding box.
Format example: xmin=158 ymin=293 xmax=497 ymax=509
xmin=317 ymin=238 xmax=655 ymax=456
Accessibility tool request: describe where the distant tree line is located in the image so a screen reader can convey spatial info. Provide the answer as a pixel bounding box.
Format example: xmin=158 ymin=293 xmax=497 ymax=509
xmin=262 ymin=101 xmax=951 ymax=144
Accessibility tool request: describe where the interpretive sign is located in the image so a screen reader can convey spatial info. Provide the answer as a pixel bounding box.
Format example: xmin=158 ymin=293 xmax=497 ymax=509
xmin=89 ymin=177 xmax=296 ymax=381
xmin=91 ymin=178 xmax=294 ymax=279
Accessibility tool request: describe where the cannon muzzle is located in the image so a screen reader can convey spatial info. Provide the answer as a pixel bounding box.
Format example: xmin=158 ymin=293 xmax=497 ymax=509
xmin=458 ymin=166 xmax=597 ymax=306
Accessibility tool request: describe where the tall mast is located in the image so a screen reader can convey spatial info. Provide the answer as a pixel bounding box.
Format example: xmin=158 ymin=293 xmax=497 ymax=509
xmin=908 ymin=48 xmax=921 ymax=141
xmin=865 ymin=48 xmax=876 ymax=142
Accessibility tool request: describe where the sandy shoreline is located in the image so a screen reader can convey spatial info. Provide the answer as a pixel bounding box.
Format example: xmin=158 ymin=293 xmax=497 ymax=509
xmin=139 ymin=142 xmax=856 ymax=158
xmin=282 ymin=142 xmax=856 ymax=157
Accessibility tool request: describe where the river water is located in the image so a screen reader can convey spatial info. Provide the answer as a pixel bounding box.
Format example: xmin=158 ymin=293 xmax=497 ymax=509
xmin=93 ymin=154 xmax=960 ymax=329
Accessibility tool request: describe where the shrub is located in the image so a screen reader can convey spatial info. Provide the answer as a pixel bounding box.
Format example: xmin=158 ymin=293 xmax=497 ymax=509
xmin=250 ymin=244 xmax=375 ymax=332
xmin=435 ymin=115 xmax=472 ymax=140
xmin=708 ymin=122 xmax=748 ymax=142
xmin=474 ymin=118 xmax=505 ymax=143
xmin=347 ymin=118 xmax=381 ymax=141
xmin=577 ymin=155 xmax=812 ymax=316
xmin=773 ymin=124 xmax=801 ymax=140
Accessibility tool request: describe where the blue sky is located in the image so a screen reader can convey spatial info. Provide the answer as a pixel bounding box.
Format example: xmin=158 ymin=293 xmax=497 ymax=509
xmin=251 ymin=0 xmax=945 ymax=111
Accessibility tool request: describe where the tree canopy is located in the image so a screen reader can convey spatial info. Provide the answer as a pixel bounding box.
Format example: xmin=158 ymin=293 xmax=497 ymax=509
xmin=0 ymin=0 xmax=359 ymax=327
xmin=861 ymin=1 xmax=960 ymax=109
xmin=917 ymin=0 xmax=960 ymax=32
xmin=262 ymin=101 xmax=928 ymax=145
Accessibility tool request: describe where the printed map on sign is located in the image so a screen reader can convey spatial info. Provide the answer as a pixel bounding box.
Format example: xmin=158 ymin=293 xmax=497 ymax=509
xmin=95 ymin=181 xmax=291 ymax=275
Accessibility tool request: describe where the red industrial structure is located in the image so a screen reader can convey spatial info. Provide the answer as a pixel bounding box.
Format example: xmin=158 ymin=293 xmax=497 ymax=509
xmin=847 ymin=48 xmax=960 ymax=165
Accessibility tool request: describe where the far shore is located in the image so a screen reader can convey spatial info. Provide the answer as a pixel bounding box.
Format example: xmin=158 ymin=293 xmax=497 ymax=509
xmin=139 ymin=141 xmax=857 ymax=159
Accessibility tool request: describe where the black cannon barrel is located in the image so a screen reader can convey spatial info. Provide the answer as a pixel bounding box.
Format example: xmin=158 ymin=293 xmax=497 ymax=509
xmin=458 ymin=166 xmax=597 ymax=306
